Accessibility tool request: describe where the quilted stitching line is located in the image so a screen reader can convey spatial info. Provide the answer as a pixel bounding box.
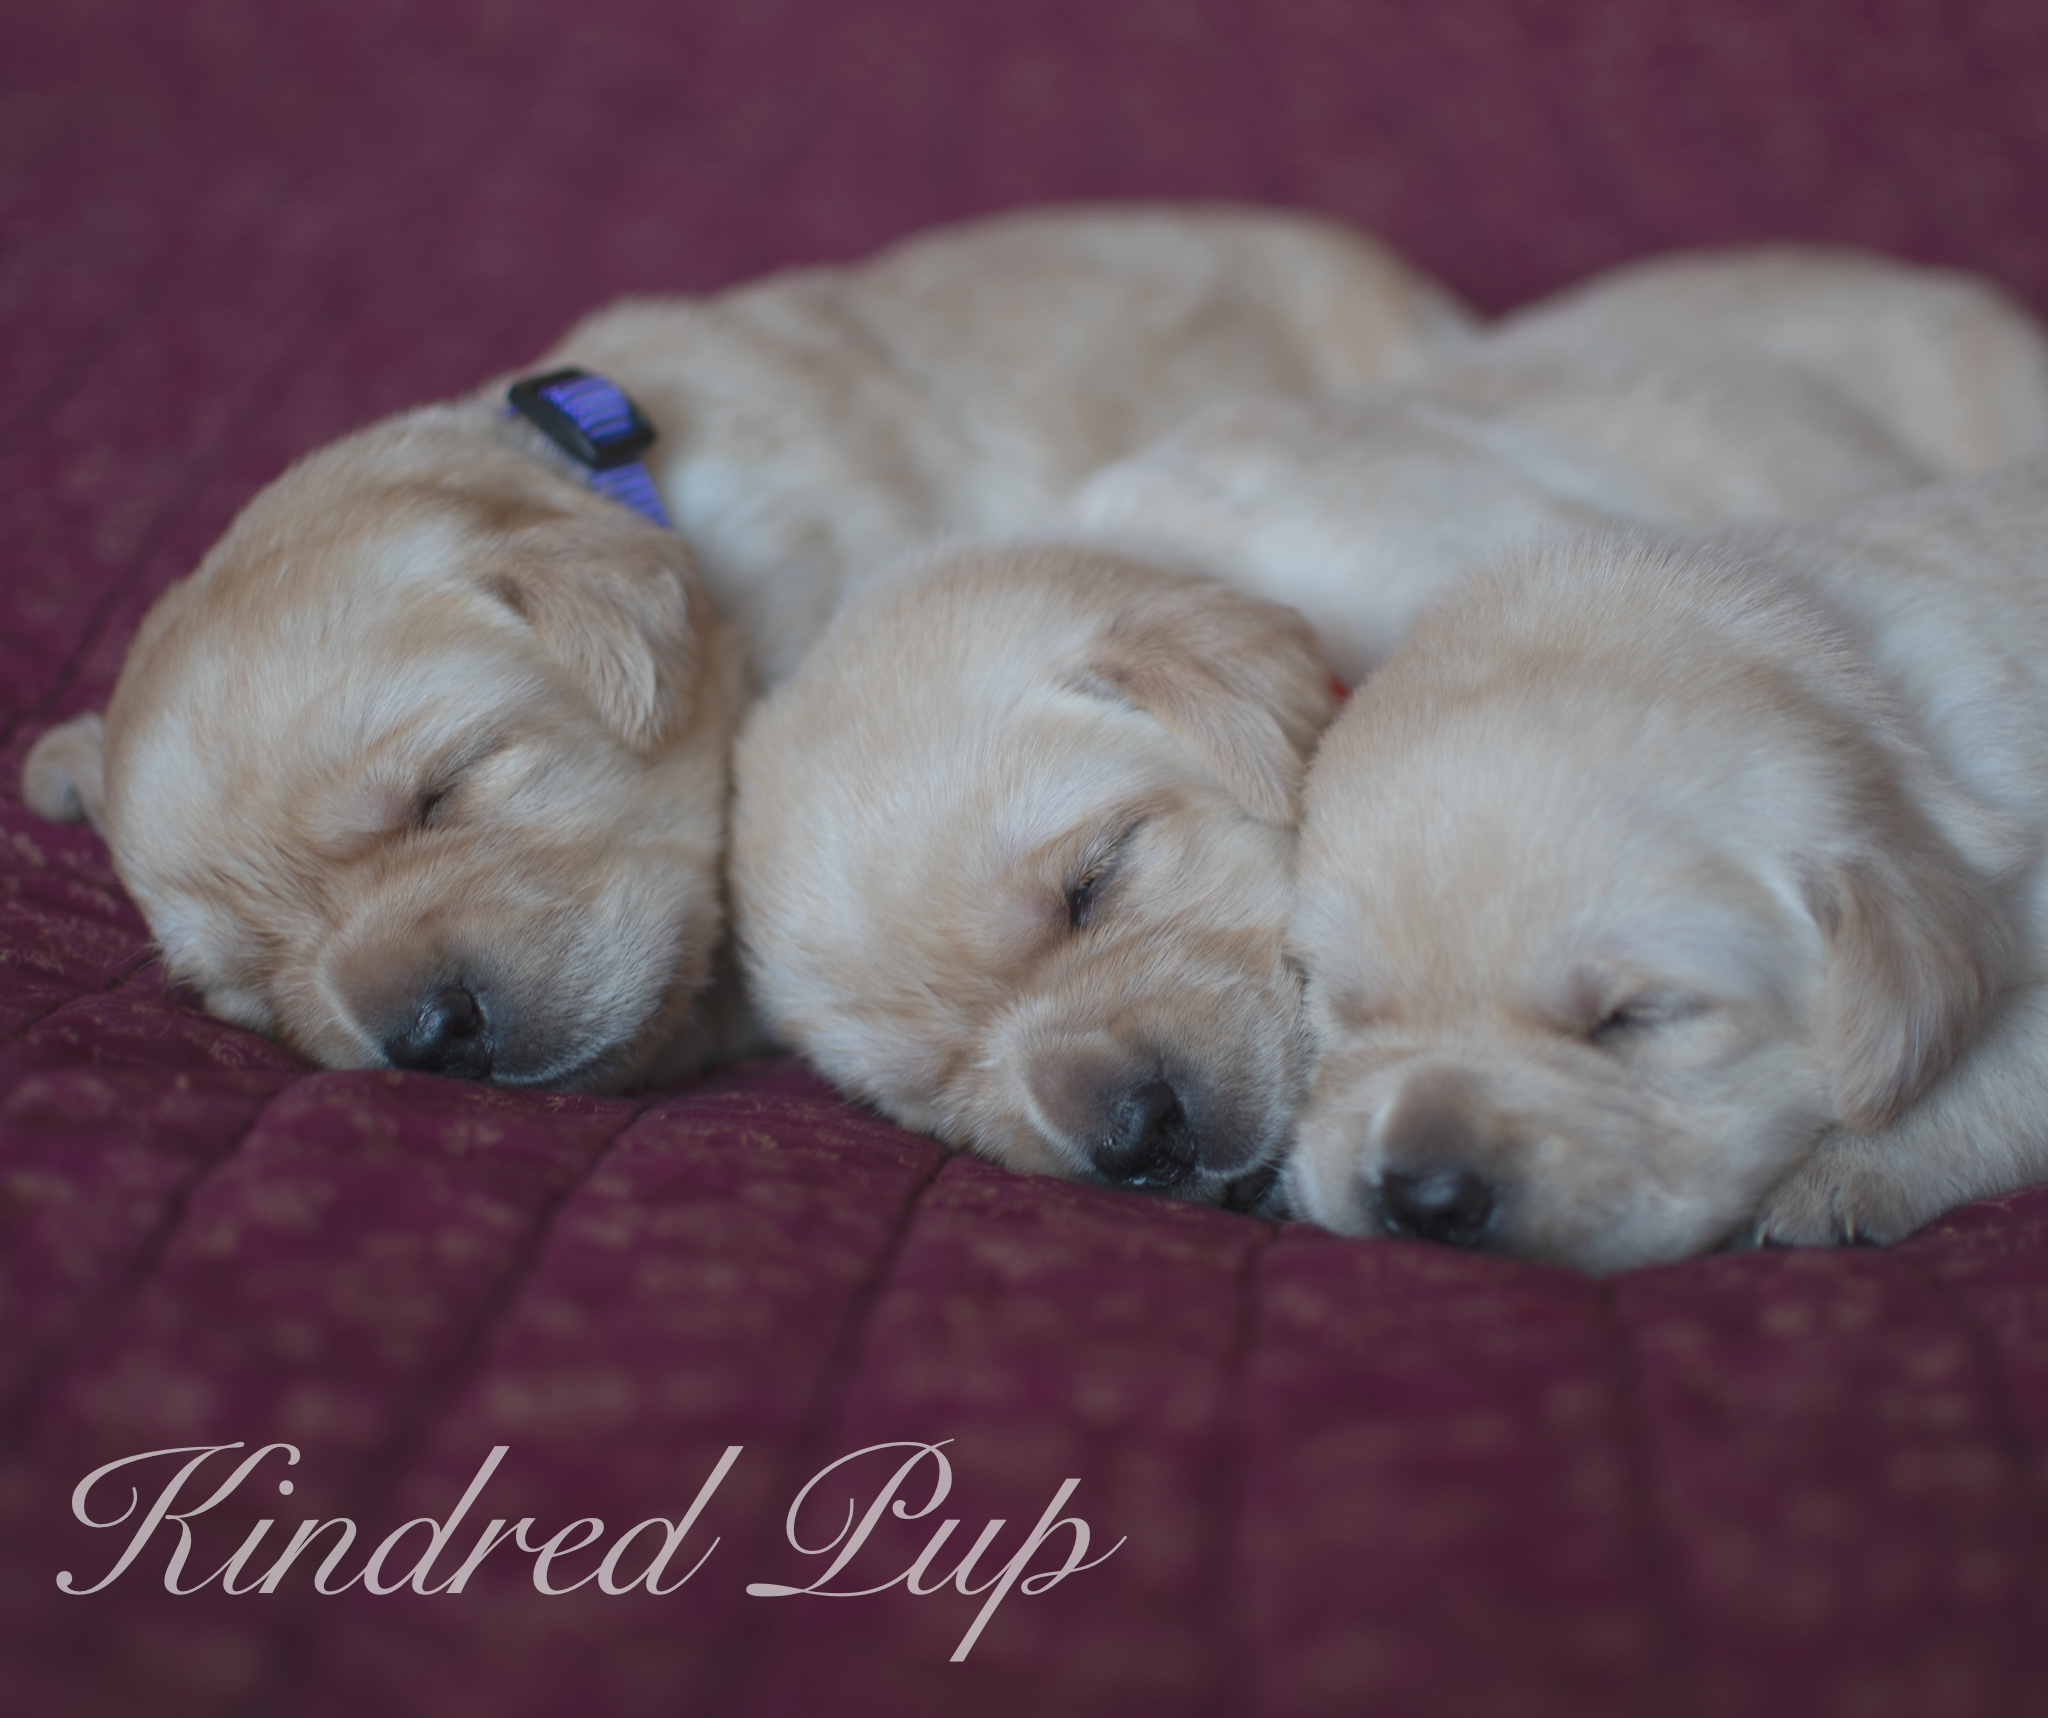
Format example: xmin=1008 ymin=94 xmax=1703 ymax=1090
xmin=1599 ymin=1274 xmax=1704 ymax=1718
xmin=1199 ymin=1218 xmax=1278 ymax=1718
xmin=681 ymin=1140 xmax=953 ymax=1713
xmin=0 ymin=944 xmax=159 ymax=1056
xmin=347 ymin=1096 xmax=658 ymax=1501
xmin=1896 ymin=1247 xmax=2048 ymax=1545
xmin=232 ymin=1093 xmax=657 ymax=1718
xmin=0 ymin=1063 xmax=302 ymax=1454
xmin=789 ymin=1148 xmax=952 ymax=1447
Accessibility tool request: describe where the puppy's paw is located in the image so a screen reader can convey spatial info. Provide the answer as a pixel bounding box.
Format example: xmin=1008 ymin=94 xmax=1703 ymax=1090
xmin=1748 ymin=1143 xmax=1928 ymax=1248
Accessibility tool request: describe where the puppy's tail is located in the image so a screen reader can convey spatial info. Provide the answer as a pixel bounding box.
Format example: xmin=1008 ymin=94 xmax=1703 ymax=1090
xmin=22 ymin=712 xmax=106 ymax=830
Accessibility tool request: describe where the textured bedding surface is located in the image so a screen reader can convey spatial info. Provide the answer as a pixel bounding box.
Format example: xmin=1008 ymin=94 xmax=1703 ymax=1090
xmin=7 ymin=2 xmax=2048 ymax=1714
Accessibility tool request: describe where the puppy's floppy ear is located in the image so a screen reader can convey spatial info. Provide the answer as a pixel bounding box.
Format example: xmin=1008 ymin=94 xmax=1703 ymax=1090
xmin=486 ymin=517 xmax=700 ymax=751
xmin=1806 ymin=845 xmax=2009 ymax=1131
xmin=1074 ymin=586 xmax=1337 ymax=825
xmin=22 ymin=713 xmax=107 ymax=830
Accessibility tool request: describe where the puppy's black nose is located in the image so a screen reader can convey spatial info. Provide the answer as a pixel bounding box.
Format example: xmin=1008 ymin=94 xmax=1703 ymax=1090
xmin=1380 ymin=1166 xmax=1494 ymax=1246
xmin=1093 ymin=1077 xmax=1197 ymax=1189
xmin=384 ymin=984 xmax=494 ymax=1081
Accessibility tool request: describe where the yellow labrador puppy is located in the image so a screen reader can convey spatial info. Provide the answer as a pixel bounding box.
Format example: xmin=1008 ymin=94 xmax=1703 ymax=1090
xmin=21 ymin=205 xmax=1468 ymax=1089
xmin=732 ymin=250 xmax=2044 ymax=1196
xmin=733 ymin=544 xmax=1335 ymax=1203
xmin=1288 ymin=465 xmax=2048 ymax=1271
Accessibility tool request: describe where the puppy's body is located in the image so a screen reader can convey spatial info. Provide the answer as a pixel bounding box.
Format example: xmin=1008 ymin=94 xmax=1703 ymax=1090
xmin=540 ymin=204 xmax=1474 ymax=686
xmin=1493 ymin=246 xmax=2048 ymax=475
xmin=1071 ymin=247 xmax=2048 ymax=683
xmin=732 ymin=247 xmax=2045 ymax=1196
xmin=21 ymin=204 xmax=1465 ymax=1086
xmin=1289 ymin=466 xmax=2048 ymax=1271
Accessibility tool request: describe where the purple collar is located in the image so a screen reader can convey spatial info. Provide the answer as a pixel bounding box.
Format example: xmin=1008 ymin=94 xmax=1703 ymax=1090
xmin=504 ymin=368 xmax=673 ymax=528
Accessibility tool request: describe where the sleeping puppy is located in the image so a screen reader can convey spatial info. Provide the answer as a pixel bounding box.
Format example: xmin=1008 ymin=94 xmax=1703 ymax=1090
xmin=1286 ymin=465 xmax=2048 ymax=1271
xmin=20 ymin=204 xmax=1467 ymax=1089
xmin=23 ymin=421 xmax=750 ymax=1090
xmin=730 ymin=545 xmax=1335 ymax=1201
xmin=1071 ymin=247 xmax=2048 ymax=684
xmin=732 ymin=249 xmax=2038 ymax=1195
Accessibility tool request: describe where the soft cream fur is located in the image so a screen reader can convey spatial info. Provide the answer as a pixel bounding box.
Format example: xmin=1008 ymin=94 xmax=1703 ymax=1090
xmin=1493 ymin=246 xmax=2048 ymax=474
xmin=546 ymin=204 xmax=1474 ymax=687
xmin=732 ymin=247 xmax=2040 ymax=1193
xmin=1288 ymin=465 xmax=2048 ymax=1271
xmin=21 ymin=204 xmax=1466 ymax=1086
xmin=1071 ymin=247 xmax=2048 ymax=684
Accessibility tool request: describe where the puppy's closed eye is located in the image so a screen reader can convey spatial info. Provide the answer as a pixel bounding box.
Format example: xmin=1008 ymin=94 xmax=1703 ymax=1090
xmin=1562 ymin=965 xmax=1711 ymax=1049
xmin=410 ymin=780 xmax=458 ymax=831
xmin=374 ymin=736 xmax=506 ymax=840
xmin=1066 ymin=865 xmax=1110 ymax=930
xmin=1586 ymin=992 xmax=1704 ymax=1046
xmin=1062 ymin=820 xmax=1146 ymax=932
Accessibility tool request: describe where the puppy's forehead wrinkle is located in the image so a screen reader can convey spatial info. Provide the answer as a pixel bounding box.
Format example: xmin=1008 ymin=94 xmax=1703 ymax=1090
xmin=126 ymin=604 xmax=554 ymax=797
xmin=1399 ymin=534 xmax=1905 ymax=758
xmin=1340 ymin=650 xmax=1906 ymax=893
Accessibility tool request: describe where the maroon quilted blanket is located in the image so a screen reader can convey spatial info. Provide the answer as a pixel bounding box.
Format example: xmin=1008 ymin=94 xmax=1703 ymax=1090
xmin=8 ymin=2 xmax=2048 ymax=1714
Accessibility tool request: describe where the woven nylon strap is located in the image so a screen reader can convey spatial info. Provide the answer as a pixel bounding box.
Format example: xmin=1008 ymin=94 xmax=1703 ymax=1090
xmin=504 ymin=368 xmax=673 ymax=529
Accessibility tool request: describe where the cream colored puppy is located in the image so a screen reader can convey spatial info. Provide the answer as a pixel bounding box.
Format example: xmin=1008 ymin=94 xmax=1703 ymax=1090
xmin=732 ymin=544 xmax=1335 ymax=1200
xmin=733 ymin=249 xmax=2039 ymax=1194
xmin=22 ymin=205 xmax=1466 ymax=1088
xmin=1288 ymin=465 xmax=2048 ymax=1271
xmin=25 ymin=425 xmax=749 ymax=1089
xmin=1072 ymin=248 xmax=2048 ymax=683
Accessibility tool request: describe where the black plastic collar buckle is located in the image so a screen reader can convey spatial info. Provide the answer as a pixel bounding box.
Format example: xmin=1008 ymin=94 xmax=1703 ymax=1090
xmin=506 ymin=368 xmax=658 ymax=470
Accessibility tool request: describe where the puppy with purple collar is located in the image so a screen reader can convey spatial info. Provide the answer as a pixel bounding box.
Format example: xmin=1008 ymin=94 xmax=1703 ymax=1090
xmin=21 ymin=205 xmax=1467 ymax=1088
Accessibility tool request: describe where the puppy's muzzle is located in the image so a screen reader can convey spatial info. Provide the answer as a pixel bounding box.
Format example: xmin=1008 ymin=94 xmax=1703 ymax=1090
xmin=383 ymin=982 xmax=494 ymax=1081
xmin=1369 ymin=1076 xmax=1500 ymax=1247
xmin=1028 ymin=1047 xmax=1268 ymax=1194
